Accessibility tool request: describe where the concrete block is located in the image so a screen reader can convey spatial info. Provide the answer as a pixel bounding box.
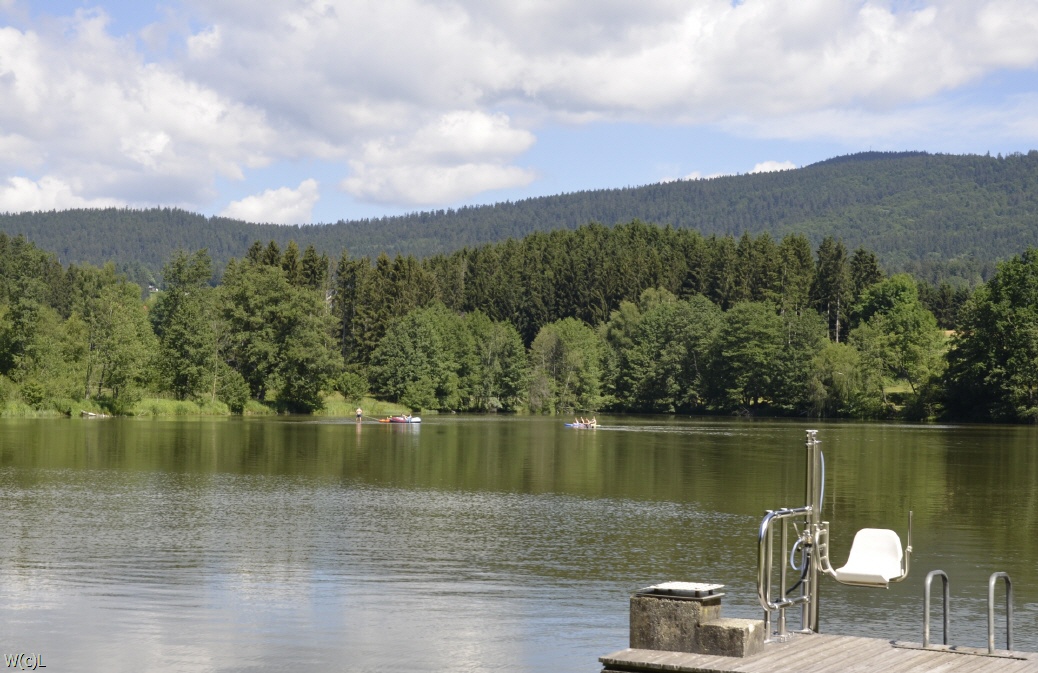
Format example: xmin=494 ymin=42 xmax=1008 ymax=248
xmin=697 ymin=617 xmax=765 ymax=658
xmin=629 ymin=594 xmax=721 ymax=653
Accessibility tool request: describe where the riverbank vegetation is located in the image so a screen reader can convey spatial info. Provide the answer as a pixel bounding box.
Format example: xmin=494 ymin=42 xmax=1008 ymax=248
xmin=0 ymin=222 xmax=1035 ymax=421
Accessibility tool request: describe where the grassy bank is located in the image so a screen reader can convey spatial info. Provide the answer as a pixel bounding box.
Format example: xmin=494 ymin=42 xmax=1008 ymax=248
xmin=0 ymin=394 xmax=413 ymax=418
xmin=0 ymin=397 xmax=108 ymax=418
xmin=314 ymin=395 xmax=411 ymax=419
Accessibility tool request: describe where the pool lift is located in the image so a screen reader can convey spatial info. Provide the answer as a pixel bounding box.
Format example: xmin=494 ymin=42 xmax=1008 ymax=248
xmin=757 ymin=430 xmax=912 ymax=640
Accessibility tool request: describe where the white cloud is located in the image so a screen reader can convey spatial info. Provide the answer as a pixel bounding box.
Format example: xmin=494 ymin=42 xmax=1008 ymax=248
xmin=0 ymin=176 xmax=123 ymax=212
xmin=186 ymin=25 xmax=220 ymax=59
xmin=0 ymin=10 xmax=273 ymax=210
xmin=721 ymin=90 xmax=1038 ymax=151
xmin=0 ymin=133 xmax=38 ymax=171
xmin=173 ymin=0 xmax=1038 ymax=151
xmin=352 ymin=111 xmax=535 ymax=168
xmin=220 ymin=179 xmax=320 ymax=224
xmin=750 ymin=161 xmax=797 ymax=174
xmin=343 ymin=162 xmax=535 ymax=206
xmin=404 ymin=111 xmax=535 ymax=163
xmin=3 ymin=0 xmax=1038 ymax=214
xmin=181 ymin=0 xmax=1029 ymax=122
xmin=341 ymin=111 xmax=536 ymax=205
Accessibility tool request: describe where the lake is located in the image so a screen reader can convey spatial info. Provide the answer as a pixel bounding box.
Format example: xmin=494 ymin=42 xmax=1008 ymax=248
xmin=1 ymin=416 xmax=1036 ymax=671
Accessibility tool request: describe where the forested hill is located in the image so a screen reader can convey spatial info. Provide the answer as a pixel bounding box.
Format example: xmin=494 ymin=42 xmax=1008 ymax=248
xmin=2 ymin=150 xmax=1037 ymax=283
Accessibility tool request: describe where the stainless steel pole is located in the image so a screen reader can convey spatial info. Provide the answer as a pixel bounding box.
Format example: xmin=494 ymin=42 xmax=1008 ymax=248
xmin=805 ymin=430 xmax=820 ymax=633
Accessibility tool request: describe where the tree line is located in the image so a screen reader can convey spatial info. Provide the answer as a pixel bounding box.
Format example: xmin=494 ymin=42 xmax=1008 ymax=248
xmin=5 ymin=151 xmax=1038 ymax=290
xmin=0 ymin=222 xmax=1033 ymax=421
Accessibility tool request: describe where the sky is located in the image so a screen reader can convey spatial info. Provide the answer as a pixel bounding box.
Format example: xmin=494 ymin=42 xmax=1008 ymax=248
xmin=1 ymin=0 xmax=1037 ymax=225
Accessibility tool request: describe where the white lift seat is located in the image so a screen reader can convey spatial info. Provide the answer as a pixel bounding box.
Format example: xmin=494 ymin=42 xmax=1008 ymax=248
xmin=832 ymin=528 xmax=904 ymax=588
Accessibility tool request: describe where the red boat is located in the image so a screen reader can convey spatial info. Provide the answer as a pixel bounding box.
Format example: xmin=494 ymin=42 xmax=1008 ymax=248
xmin=378 ymin=415 xmax=422 ymax=423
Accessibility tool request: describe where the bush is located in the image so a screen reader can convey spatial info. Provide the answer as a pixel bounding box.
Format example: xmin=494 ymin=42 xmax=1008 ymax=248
xmin=0 ymin=375 xmax=13 ymax=408
xmin=243 ymin=399 xmax=276 ymax=415
xmin=103 ymin=395 xmax=139 ymax=417
xmin=219 ymin=369 xmax=251 ymax=414
xmin=334 ymin=371 xmax=368 ymax=403
xmin=20 ymin=381 xmax=45 ymax=408
xmin=196 ymin=399 xmax=230 ymax=415
xmin=400 ymin=378 xmax=436 ymax=411
xmin=50 ymin=398 xmax=81 ymax=416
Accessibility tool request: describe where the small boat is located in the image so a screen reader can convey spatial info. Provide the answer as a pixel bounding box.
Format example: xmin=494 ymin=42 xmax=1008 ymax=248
xmin=565 ymin=422 xmax=598 ymax=429
xmin=380 ymin=415 xmax=421 ymax=423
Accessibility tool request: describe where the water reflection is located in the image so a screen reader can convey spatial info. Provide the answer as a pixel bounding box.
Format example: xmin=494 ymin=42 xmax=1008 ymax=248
xmin=0 ymin=417 xmax=1037 ymax=671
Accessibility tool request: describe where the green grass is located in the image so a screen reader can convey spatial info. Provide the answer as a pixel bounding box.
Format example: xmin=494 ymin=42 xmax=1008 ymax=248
xmin=883 ymin=380 xmax=914 ymax=395
xmin=123 ymin=397 xmax=283 ymax=417
xmin=0 ymin=393 xmax=411 ymax=419
xmin=131 ymin=397 xmax=279 ymax=416
xmin=315 ymin=394 xmax=410 ymax=419
xmin=0 ymin=401 xmax=65 ymax=418
xmin=243 ymin=400 xmax=277 ymax=415
xmin=0 ymin=396 xmax=110 ymax=418
xmin=57 ymin=399 xmax=108 ymax=417
xmin=128 ymin=398 xmax=236 ymax=417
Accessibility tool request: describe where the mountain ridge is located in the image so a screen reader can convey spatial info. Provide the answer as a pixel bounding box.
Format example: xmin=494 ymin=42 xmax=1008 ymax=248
xmin=1 ymin=150 xmax=1035 ymax=286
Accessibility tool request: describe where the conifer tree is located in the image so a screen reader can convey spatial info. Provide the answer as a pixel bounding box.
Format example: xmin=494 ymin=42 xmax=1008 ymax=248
xmin=778 ymin=234 xmax=815 ymax=316
xmin=812 ymin=237 xmax=852 ymax=342
xmin=300 ymin=244 xmax=329 ymax=290
xmin=150 ymin=249 xmax=216 ymax=401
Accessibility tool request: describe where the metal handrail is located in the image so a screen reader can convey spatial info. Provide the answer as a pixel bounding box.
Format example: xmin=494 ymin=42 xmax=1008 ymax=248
xmin=757 ymin=430 xmax=911 ymax=640
xmin=757 ymin=506 xmax=812 ymax=637
xmin=988 ymin=572 xmax=1013 ymax=653
xmin=897 ymin=511 xmax=913 ymax=583
xmin=923 ymin=570 xmax=949 ymax=648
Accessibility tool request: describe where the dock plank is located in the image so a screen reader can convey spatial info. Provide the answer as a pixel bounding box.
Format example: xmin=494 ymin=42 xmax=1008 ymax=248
xmin=737 ymin=635 xmax=843 ymax=672
xmin=601 ymin=634 xmax=1038 ymax=673
xmin=777 ymin=636 xmax=914 ymax=673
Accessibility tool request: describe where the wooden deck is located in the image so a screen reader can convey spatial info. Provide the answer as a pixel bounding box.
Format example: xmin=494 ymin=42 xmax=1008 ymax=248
xmin=601 ymin=634 xmax=1038 ymax=673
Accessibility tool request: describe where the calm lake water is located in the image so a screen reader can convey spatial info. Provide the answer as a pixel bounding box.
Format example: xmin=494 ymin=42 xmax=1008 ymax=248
xmin=1 ymin=416 xmax=1036 ymax=671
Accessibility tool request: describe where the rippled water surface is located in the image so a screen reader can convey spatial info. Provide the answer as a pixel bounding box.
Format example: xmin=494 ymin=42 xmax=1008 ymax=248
xmin=1 ymin=416 xmax=1037 ymax=671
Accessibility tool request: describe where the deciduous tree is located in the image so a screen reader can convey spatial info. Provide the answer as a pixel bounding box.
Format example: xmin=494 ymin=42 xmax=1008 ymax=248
xmin=946 ymin=249 xmax=1038 ymax=421
xmin=528 ymin=318 xmax=605 ymax=414
xmin=150 ymin=249 xmax=216 ymax=401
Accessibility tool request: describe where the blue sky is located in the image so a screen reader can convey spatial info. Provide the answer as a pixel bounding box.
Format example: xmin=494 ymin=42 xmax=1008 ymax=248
xmin=1 ymin=0 xmax=1037 ymax=224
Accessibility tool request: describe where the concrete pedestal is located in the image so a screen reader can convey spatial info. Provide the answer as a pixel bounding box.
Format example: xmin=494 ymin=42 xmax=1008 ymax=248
xmin=628 ymin=582 xmax=764 ymax=658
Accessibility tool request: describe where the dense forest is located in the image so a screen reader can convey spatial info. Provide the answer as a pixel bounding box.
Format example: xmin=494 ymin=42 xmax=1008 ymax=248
xmin=3 ymin=151 xmax=1038 ymax=289
xmin=2 ymin=220 xmax=1035 ymax=422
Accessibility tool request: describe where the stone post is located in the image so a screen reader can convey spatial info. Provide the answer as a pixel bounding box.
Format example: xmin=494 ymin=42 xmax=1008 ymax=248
xmin=629 ymin=582 xmax=764 ymax=658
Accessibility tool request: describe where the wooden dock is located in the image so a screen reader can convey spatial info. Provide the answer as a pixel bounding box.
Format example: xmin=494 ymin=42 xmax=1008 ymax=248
xmin=601 ymin=633 xmax=1038 ymax=673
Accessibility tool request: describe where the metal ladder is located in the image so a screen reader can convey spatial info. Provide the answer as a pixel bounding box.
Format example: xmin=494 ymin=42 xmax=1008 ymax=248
xmin=923 ymin=569 xmax=1013 ymax=654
